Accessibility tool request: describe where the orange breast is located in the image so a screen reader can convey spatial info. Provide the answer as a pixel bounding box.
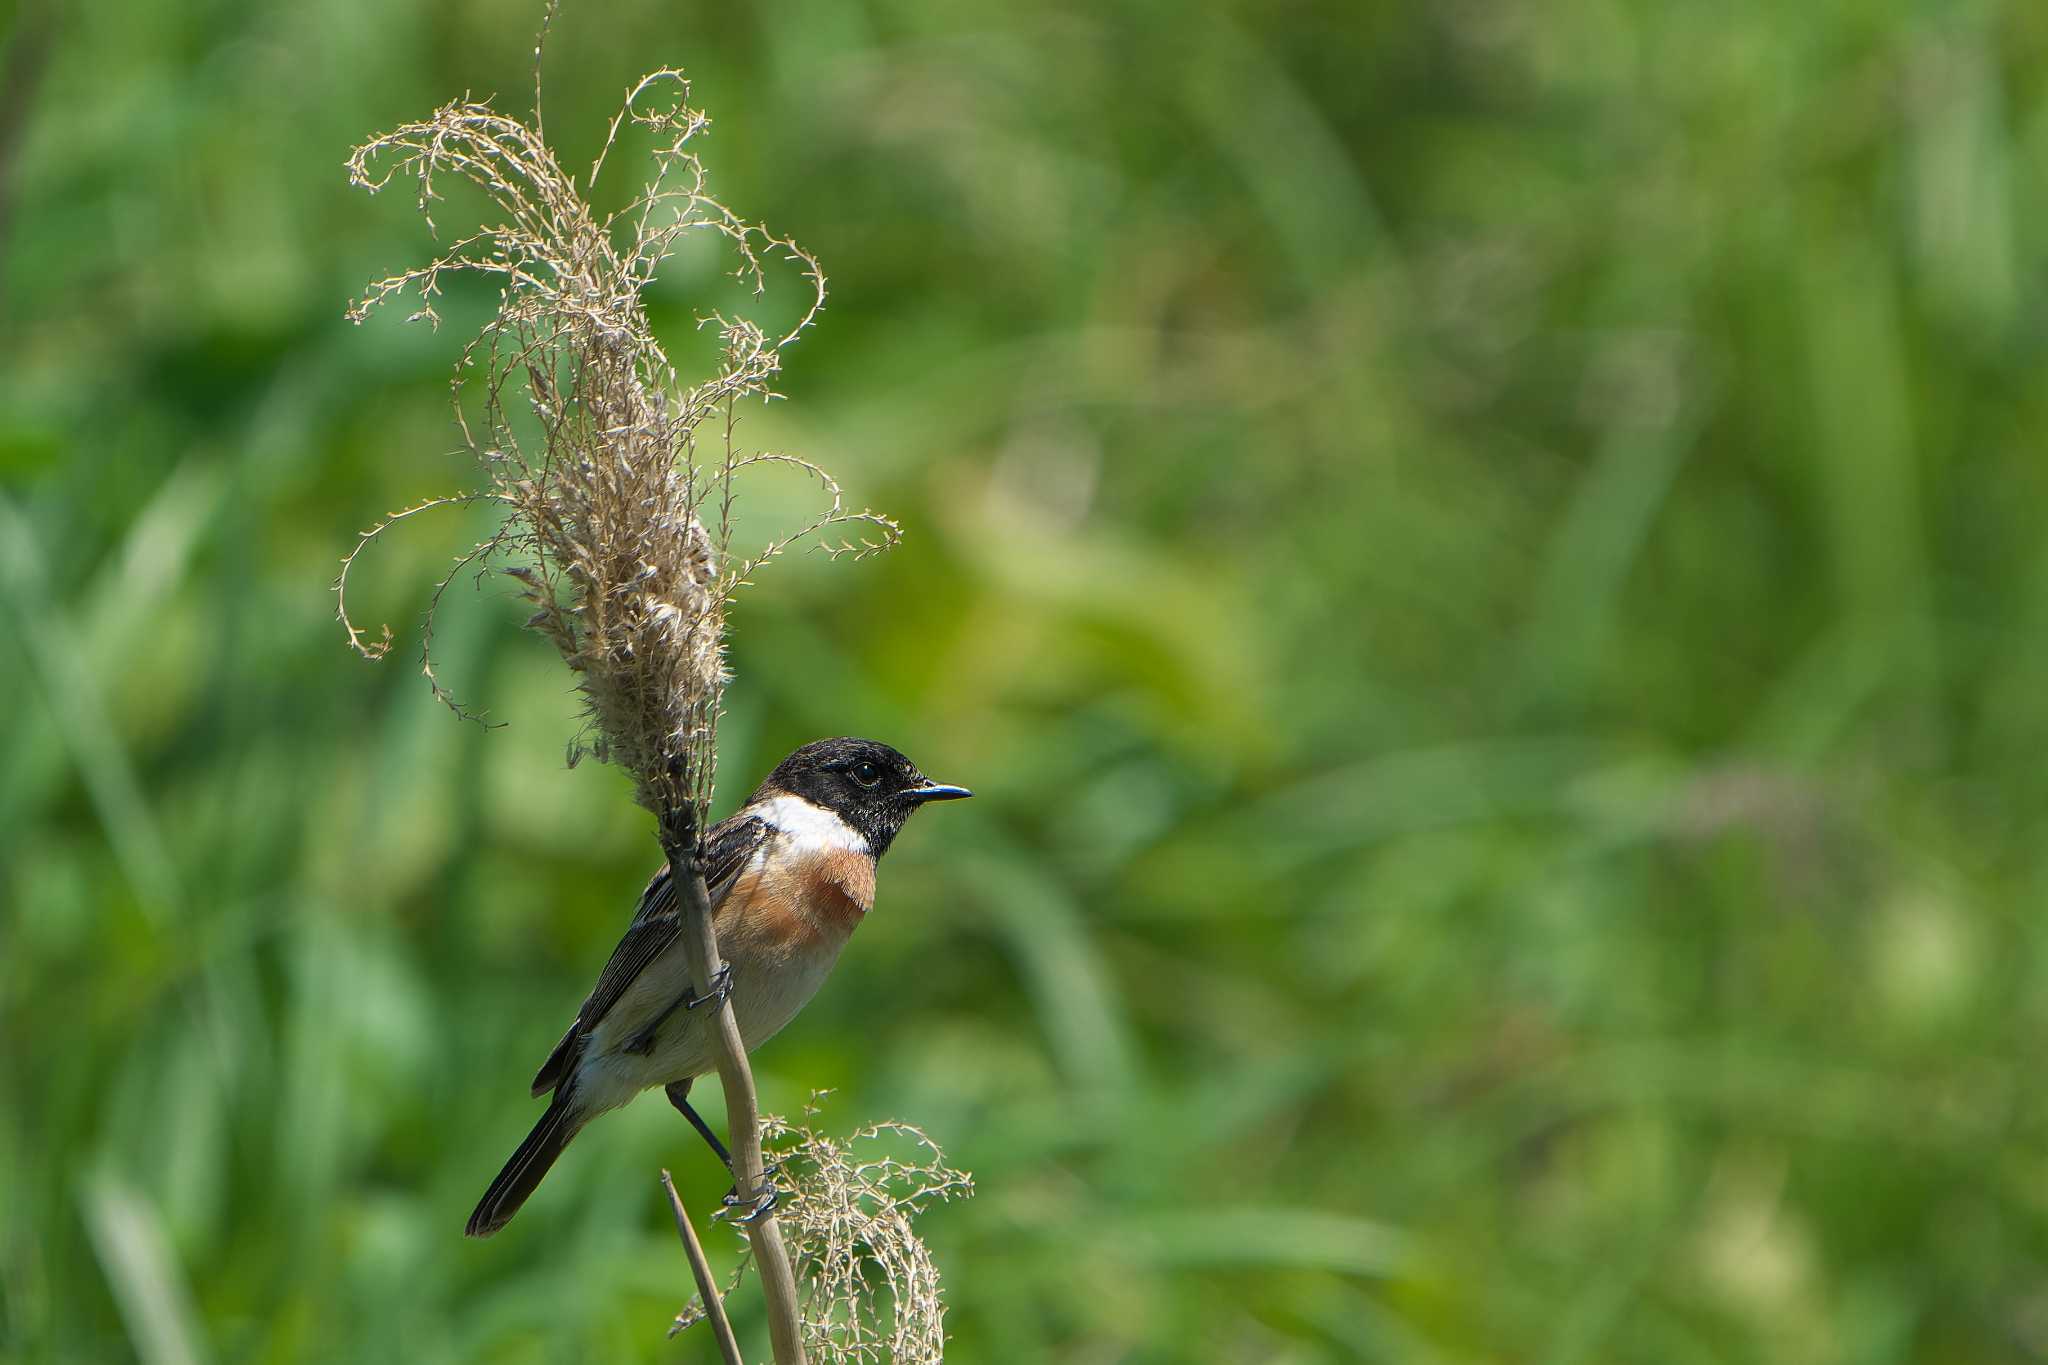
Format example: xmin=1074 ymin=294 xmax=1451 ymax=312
xmin=808 ymin=848 xmax=875 ymax=927
xmin=714 ymin=847 xmax=873 ymax=962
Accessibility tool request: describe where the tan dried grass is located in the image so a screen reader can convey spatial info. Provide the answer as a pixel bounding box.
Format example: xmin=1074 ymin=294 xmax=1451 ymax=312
xmin=336 ymin=60 xmax=896 ymax=830
xmin=676 ymin=1099 xmax=974 ymax=1364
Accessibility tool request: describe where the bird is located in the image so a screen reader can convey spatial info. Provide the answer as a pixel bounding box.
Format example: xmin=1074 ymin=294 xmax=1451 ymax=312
xmin=465 ymin=736 xmax=971 ymax=1238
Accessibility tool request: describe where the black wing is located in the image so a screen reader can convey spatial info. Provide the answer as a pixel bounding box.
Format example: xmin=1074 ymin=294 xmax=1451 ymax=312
xmin=528 ymin=814 xmax=770 ymax=1098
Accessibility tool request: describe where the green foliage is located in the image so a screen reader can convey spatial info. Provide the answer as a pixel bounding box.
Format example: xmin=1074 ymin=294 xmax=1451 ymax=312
xmin=5 ymin=1 xmax=2048 ymax=1361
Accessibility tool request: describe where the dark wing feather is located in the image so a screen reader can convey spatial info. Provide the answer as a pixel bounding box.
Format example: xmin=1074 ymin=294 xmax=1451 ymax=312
xmin=528 ymin=814 xmax=770 ymax=1098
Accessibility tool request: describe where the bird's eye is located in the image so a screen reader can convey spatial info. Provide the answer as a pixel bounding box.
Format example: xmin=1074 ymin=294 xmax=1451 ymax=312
xmin=848 ymin=761 xmax=883 ymax=788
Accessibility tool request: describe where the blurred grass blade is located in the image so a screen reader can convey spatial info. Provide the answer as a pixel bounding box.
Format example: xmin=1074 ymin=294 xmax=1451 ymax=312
xmin=0 ymin=463 xmax=220 ymax=835
xmin=1126 ymin=1207 xmax=1407 ymax=1279
xmin=1252 ymin=736 xmax=1604 ymax=850
xmin=80 ymin=1174 xmax=211 ymax=1365
xmin=1184 ymin=16 xmax=1388 ymax=294
xmin=0 ymin=495 xmax=180 ymax=921
xmin=959 ymin=840 xmax=1139 ymax=1108
xmin=1518 ymin=405 xmax=1704 ymax=709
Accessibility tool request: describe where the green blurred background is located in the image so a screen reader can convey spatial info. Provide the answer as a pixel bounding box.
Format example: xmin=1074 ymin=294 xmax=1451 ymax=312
xmin=5 ymin=0 xmax=2048 ymax=1360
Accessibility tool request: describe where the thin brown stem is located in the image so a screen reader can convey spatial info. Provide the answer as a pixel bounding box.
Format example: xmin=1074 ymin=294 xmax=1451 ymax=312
xmin=660 ymin=824 xmax=809 ymax=1365
xmin=662 ymin=1169 xmax=742 ymax=1365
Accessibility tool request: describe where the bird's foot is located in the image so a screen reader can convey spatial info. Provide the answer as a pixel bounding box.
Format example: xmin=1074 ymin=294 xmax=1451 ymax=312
xmin=684 ymin=962 xmax=734 ymax=1014
xmin=622 ymin=964 xmax=733 ymax=1055
xmin=713 ymin=1165 xmax=782 ymax=1225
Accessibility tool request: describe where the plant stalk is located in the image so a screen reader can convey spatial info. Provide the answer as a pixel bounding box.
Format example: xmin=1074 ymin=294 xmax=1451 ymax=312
xmin=661 ymin=824 xmax=809 ymax=1365
xmin=662 ymin=1169 xmax=742 ymax=1365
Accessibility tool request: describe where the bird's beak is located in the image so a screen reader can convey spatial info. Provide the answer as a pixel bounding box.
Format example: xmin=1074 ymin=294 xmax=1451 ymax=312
xmin=906 ymin=782 xmax=973 ymax=803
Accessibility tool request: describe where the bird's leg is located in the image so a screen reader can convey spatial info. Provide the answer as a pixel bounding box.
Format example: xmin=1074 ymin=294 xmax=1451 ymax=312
xmin=666 ymin=1080 xmax=733 ymax=1170
xmin=622 ymin=962 xmax=734 ymax=1056
xmin=666 ymin=1080 xmax=781 ymax=1221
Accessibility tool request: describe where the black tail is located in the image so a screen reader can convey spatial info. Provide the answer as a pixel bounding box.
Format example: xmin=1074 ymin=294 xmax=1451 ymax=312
xmin=466 ymin=1097 xmax=582 ymax=1237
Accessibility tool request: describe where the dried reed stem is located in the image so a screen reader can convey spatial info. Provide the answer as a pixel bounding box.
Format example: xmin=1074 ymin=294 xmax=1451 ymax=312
xmin=662 ymin=827 xmax=809 ymax=1365
xmin=662 ymin=1169 xmax=742 ymax=1365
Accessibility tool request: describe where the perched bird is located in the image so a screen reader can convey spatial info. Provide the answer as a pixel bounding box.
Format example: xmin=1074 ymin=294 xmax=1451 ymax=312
xmin=466 ymin=737 xmax=971 ymax=1237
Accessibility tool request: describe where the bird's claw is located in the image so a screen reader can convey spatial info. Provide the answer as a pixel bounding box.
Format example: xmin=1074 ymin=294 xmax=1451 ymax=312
xmin=623 ymin=964 xmax=734 ymax=1055
xmin=713 ymin=1178 xmax=781 ymax=1225
xmin=685 ymin=962 xmax=734 ymax=1013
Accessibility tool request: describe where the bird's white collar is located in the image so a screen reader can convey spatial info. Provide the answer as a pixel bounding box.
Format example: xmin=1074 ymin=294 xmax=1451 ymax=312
xmin=752 ymin=793 xmax=869 ymax=855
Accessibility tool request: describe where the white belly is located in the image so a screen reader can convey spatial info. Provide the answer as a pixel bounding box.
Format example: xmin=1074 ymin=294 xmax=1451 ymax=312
xmin=571 ymin=933 xmax=847 ymax=1116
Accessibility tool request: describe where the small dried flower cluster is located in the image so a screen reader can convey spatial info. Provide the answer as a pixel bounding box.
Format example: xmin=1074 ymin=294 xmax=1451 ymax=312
xmin=676 ymin=1100 xmax=974 ymax=1364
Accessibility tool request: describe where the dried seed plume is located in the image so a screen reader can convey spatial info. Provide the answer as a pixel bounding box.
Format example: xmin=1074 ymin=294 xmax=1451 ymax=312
xmin=337 ymin=59 xmax=898 ymax=829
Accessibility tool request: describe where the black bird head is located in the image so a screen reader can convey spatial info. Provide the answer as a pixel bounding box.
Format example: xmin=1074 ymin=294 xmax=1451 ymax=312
xmin=758 ymin=737 xmax=971 ymax=855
